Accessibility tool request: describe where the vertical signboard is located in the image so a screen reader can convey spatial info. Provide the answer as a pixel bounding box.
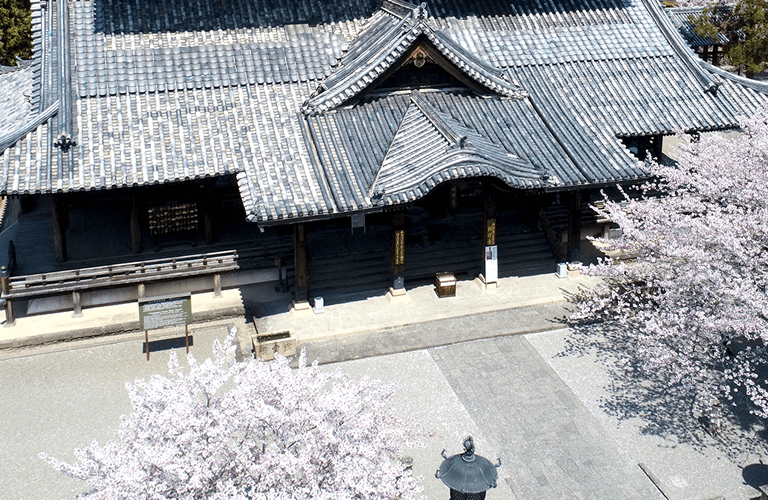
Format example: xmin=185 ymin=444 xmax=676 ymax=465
xmin=139 ymin=293 xmax=192 ymax=360
xmin=351 ymin=213 xmax=365 ymax=233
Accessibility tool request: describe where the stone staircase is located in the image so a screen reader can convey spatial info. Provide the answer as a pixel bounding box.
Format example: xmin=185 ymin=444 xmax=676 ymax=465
xmin=304 ymin=212 xmax=556 ymax=303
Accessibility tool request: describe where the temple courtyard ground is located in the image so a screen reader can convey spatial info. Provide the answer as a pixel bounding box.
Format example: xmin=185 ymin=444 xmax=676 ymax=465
xmin=1 ymin=306 xmax=766 ymax=499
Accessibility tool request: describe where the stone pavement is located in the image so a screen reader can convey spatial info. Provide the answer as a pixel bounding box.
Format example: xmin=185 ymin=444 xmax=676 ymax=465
xmin=427 ymin=336 xmax=661 ymax=499
xmin=254 ymin=273 xmax=597 ymax=344
xmin=528 ymin=328 xmax=767 ymax=500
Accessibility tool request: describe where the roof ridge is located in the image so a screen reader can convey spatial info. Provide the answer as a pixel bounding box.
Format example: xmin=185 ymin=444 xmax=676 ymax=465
xmin=642 ymin=0 xmax=720 ymax=93
xmin=366 ymin=97 xmax=419 ymax=199
xmin=302 ymin=3 xmax=525 ymax=115
xmin=0 ymin=102 xmax=59 ymax=153
xmin=380 ymin=0 xmax=421 ymax=19
xmin=665 ymin=3 xmax=735 ymax=13
xmin=409 ymin=90 xmax=464 ymax=146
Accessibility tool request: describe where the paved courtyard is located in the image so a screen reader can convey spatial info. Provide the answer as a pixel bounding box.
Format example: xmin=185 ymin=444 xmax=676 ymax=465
xmin=0 ymin=319 xmax=764 ymax=499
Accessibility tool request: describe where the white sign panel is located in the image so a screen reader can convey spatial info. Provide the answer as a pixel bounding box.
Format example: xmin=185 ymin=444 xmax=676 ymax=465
xmin=484 ymin=245 xmax=498 ymax=283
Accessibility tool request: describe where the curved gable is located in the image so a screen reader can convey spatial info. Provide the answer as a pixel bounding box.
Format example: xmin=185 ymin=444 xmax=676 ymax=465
xmin=301 ymin=3 xmax=525 ymax=116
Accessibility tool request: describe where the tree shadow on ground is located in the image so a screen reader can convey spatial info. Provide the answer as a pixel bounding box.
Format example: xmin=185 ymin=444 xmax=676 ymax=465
xmin=557 ymin=320 xmax=768 ymax=463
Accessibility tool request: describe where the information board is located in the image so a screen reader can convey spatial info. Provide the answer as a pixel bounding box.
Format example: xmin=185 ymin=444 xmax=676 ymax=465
xmin=484 ymin=245 xmax=498 ymax=283
xmin=139 ymin=293 xmax=192 ymax=331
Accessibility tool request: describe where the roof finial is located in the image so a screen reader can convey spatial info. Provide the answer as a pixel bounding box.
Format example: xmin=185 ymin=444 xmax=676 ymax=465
xmin=414 ymin=2 xmax=428 ymax=19
xmin=461 ymin=436 xmax=476 ymax=462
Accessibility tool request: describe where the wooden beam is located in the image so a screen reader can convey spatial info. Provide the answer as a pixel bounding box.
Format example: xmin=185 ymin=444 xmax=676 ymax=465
xmin=1 ymin=273 xmax=14 ymax=326
xmin=51 ymin=196 xmax=67 ymax=263
xmin=72 ymin=290 xmax=82 ymax=317
xmin=567 ymin=190 xmax=583 ymax=262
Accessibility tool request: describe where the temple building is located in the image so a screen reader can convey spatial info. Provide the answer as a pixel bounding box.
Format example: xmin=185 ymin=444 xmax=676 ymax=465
xmin=665 ymin=5 xmax=728 ymax=66
xmin=0 ymin=0 xmax=766 ymax=318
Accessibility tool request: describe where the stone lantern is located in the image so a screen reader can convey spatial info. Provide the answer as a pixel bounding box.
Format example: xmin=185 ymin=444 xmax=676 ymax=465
xmin=436 ymin=436 xmax=501 ymax=500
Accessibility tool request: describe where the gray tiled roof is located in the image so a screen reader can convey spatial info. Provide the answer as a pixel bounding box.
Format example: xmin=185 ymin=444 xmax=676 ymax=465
xmin=73 ymin=0 xmax=354 ymax=97
xmin=511 ymin=57 xmax=746 ymax=138
xmin=666 ymin=6 xmax=729 ymax=47
xmin=0 ymin=62 xmax=33 ymax=134
xmin=436 ymin=3 xmax=672 ymax=67
xmin=0 ymin=0 xmax=766 ymax=225
xmin=93 ymin=0 xmax=377 ymax=35
xmin=303 ymin=88 xmax=645 ymax=212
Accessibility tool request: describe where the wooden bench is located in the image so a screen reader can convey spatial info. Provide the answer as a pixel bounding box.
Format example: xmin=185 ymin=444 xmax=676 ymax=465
xmin=0 ymin=250 xmax=238 ymax=326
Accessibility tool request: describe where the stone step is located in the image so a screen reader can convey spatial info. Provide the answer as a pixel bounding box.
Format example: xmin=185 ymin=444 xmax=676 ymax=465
xmin=306 ymin=230 xmax=555 ymax=294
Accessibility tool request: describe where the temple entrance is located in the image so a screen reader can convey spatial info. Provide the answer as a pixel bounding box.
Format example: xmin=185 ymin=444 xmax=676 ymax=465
xmin=303 ymin=180 xmax=557 ymax=304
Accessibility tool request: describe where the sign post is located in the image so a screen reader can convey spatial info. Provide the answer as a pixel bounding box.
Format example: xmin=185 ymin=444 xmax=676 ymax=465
xmin=138 ymin=293 xmax=192 ymax=360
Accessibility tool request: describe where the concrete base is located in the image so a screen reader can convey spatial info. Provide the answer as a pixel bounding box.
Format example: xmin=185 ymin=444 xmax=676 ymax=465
xmin=386 ymin=287 xmax=411 ymax=304
xmin=290 ymin=300 xmax=315 ymax=318
xmin=475 ymin=274 xmax=498 ymax=291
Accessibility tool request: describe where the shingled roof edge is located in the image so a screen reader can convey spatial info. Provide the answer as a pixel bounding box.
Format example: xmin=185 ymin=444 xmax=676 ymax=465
xmin=1 ymin=0 xmax=58 ymax=155
xmin=665 ymin=5 xmax=730 ymax=47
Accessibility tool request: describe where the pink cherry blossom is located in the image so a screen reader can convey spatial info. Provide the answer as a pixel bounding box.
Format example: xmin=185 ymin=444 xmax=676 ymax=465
xmin=574 ymin=111 xmax=768 ymax=419
xmin=40 ymin=328 xmax=427 ymax=499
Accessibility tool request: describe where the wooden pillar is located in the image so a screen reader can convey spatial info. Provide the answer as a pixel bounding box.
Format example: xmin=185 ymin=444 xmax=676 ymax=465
xmin=712 ymin=45 xmax=719 ymax=66
xmin=130 ymin=196 xmax=142 ymax=254
xmin=1 ymin=271 xmax=14 ymax=326
xmin=482 ymin=191 xmax=498 ymax=284
xmin=72 ymin=291 xmax=82 ymax=317
xmin=51 ymin=196 xmax=67 ymax=263
xmin=391 ymin=211 xmax=406 ymax=290
xmin=483 ymin=192 xmax=497 ymax=247
xmin=213 ymin=273 xmax=222 ymax=297
xmin=293 ymin=223 xmax=309 ymax=303
xmin=567 ymin=190 xmax=583 ymax=262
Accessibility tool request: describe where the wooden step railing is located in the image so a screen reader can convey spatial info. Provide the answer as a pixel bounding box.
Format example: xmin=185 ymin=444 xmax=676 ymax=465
xmin=0 ymin=250 xmax=238 ymax=326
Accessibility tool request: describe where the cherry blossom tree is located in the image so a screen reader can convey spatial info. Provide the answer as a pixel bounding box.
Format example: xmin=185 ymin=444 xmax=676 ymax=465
xmin=573 ymin=112 xmax=768 ymax=420
xmin=40 ymin=329 xmax=426 ymax=499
